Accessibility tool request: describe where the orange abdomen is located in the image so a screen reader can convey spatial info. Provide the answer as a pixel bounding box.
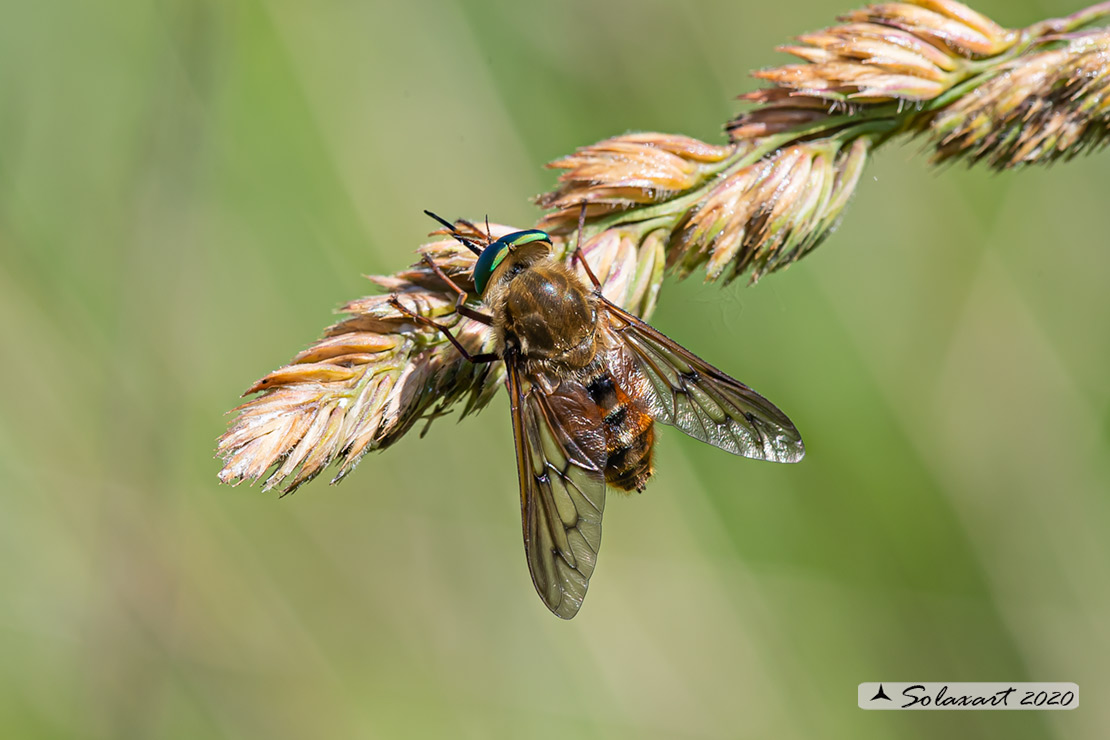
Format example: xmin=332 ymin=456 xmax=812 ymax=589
xmin=585 ymin=372 xmax=655 ymax=492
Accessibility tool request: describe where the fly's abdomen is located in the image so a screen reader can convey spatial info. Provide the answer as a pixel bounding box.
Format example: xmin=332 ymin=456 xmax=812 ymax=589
xmin=585 ymin=371 xmax=655 ymax=492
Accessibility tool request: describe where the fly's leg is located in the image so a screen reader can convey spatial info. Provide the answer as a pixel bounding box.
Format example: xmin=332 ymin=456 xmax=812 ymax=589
xmin=569 ymin=201 xmax=602 ymax=290
xmin=420 ymin=254 xmax=494 ymax=326
xmin=388 ymin=295 xmax=499 ymax=364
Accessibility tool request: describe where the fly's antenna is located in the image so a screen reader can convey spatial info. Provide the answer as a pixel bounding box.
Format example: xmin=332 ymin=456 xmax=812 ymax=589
xmin=423 ymin=209 xmax=483 ymax=255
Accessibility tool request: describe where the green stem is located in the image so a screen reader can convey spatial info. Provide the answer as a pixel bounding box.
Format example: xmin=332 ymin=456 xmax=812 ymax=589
xmin=1028 ymin=1 xmax=1110 ymax=37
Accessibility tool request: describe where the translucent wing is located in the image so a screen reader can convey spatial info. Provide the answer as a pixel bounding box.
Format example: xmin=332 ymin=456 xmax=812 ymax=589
xmin=599 ymin=298 xmax=804 ymax=463
xmin=506 ymin=355 xmax=608 ymax=619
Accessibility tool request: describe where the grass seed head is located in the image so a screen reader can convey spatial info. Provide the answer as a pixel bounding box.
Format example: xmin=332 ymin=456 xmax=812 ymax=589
xmin=928 ymin=31 xmax=1110 ymax=168
xmin=220 ymin=1 xmax=1110 ymax=493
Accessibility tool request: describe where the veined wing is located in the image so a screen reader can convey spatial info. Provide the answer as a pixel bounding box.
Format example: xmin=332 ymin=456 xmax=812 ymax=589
xmin=598 ymin=298 xmax=804 ymax=464
xmin=506 ymin=354 xmax=608 ymax=619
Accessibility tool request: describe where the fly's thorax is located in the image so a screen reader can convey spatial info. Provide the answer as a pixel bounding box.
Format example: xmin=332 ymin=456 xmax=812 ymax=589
xmin=486 ymin=253 xmax=599 ymax=369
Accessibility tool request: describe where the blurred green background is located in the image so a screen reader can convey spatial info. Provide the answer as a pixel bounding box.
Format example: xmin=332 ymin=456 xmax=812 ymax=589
xmin=2 ymin=0 xmax=1108 ymax=738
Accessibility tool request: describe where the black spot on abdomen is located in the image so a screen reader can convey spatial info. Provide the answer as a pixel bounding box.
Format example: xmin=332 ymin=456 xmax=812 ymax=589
xmin=587 ymin=374 xmax=616 ymax=405
xmin=604 ymin=405 xmax=628 ymax=428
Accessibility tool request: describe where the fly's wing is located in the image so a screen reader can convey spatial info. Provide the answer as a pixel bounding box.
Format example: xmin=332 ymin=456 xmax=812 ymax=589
xmin=506 ymin=357 xmax=608 ymax=619
xmin=598 ymin=298 xmax=804 ymax=463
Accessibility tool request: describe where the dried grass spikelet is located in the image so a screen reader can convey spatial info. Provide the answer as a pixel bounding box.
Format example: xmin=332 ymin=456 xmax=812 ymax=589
xmin=670 ymin=138 xmax=870 ymax=283
xmin=217 ymin=219 xmax=667 ymax=493
xmin=729 ymin=0 xmax=1017 ymax=140
xmin=537 ymin=133 xmax=737 ymax=233
xmin=568 ymin=225 xmax=667 ymax=319
xmin=728 ymin=89 xmax=852 ymax=140
xmin=928 ymin=31 xmax=1110 ymax=168
xmin=217 ymin=224 xmax=514 ymax=493
xmin=840 ymin=1 xmax=1016 ymax=57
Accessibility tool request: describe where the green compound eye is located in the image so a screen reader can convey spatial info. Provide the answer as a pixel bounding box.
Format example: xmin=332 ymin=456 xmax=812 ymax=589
xmin=472 ymin=230 xmax=551 ymax=295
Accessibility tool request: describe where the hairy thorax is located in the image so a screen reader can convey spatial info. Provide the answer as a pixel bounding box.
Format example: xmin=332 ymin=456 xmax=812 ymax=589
xmin=492 ymin=258 xmax=599 ymax=371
